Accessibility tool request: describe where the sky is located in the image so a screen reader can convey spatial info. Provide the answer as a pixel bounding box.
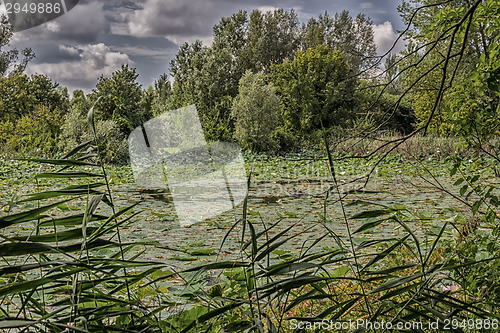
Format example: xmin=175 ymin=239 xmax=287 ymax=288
xmin=1 ymin=0 xmax=407 ymax=94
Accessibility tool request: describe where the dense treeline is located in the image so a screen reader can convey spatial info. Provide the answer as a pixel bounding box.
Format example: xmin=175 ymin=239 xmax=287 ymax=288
xmin=0 ymin=1 xmax=499 ymax=161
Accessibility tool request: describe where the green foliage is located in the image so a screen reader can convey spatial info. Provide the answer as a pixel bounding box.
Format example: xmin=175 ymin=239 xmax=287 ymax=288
xmin=2 ymin=2 xmax=500 ymax=331
xmin=301 ymin=10 xmax=377 ymax=72
xmin=151 ymin=73 xmax=172 ymax=116
xmin=170 ymin=41 xmax=234 ymax=141
xmin=0 ymin=73 xmax=69 ymax=123
xmin=59 ymin=108 xmax=129 ymax=164
xmin=0 ymin=141 xmax=169 ymax=332
xmin=0 ymin=105 xmax=64 ymax=157
xmin=169 ymin=8 xmax=377 ymax=143
xmin=269 ymin=45 xmax=357 ymax=143
xmin=240 ymin=9 xmax=301 ymax=72
xmin=444 ymin=157 xmax=500 ymax=311
xmin=231 ymin=70 xmax=281 ymax=151
xmin=444 ymin=1 xmax=500 ymax=140
xmin=398 ymin=0 xmax=499 ymax=136
xmin=0 ymin=73 xmax=69 ymax=156
xmin=355 ymin=80 xmax=416 ymax=135
xmin=89 ymin=64 xmax=148 ymax=135
xmin=70 ymin=89 xmax=89 ymax=113
xmin=0 ymin=15 xmax=35 ymax=76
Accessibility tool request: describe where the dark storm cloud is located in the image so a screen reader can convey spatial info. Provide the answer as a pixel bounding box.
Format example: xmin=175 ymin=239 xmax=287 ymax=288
xmin=292 ymin=0 xmax=404 ymax=27
xmin=98 ymin=34 xmax=177 ymax=51
xmin=11 ymin=0 xmax=110 ymax=44
xmin=126 ymin=0 xmax=248 ymax=42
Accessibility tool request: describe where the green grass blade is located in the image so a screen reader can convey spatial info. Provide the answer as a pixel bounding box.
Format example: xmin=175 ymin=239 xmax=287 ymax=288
xmin=354 ymin=216 xmax=395 ymax=233
xmin=38 ymin=214 xmax=107 ymax=228
xmin=19 ymin=189 xmax=103 ymax=202
xmin=180 ymin=301 xmax=246 ymax=333
xmin=23 ymin=158 xmax=99 ymax=167
xmin=183 ymin=261 xmax=249 ymax=273
xmin=0 ymin=199 xmax=72 ymax=228
xmin=370 ymin=272 xmax=425 ymax=294
xmin=0 ymin=319 xmax=38 ymax=329
xmin=12 ymin=227 xmax=99 ymax=243
xmin=62 ymin=140 xmax=93 ymax=159
xmin=0 ymin=268 xmax=85 ymax=297
xmin=0 ymin=242 xmax=55 ymax=257
xmin=261 ymin=262 xmax=320 ymax=277
xmin=36 ymin=172 xmax=103 ymax=179
xmin=349 ymin=208 xmax=395 ymax=219
xmin=362 ymin=235 xmax=410 ymax=271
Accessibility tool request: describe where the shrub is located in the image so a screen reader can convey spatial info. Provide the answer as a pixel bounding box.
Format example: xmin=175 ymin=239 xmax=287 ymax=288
xmin=59 ymin=108 xmax=129 ymax=164
xmin=0 ymin=104 xmax=63 ymax=157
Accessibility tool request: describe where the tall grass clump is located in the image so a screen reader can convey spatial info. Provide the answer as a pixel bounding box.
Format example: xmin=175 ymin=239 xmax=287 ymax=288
xmin=0 ymin=104 xmax=171 ymax=332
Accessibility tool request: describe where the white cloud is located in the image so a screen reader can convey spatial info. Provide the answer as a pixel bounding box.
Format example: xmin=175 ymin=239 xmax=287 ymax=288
xmin=111 ymin=45 xmax=176 ymax=62
xmin=258 ymin=6 xmax=279 ymax=13
xmin=59 ymin=45 xmax=80 ymax=56
xmin=29 ymin=43 xmax=133 ymax=82
xmin=360 ymin=2 xmax=374 ymax=10
xmin=372 ymin=21 xmax=406 ymax=55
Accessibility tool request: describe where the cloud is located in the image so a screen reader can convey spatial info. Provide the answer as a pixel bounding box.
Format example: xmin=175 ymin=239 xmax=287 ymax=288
xmin=372 ymin=21 xmax=406 ymax=55
xmin=29 ymin=43 xmax=133 ymax=84
xmin=127 ymin=0 xmax=217 ymax=44
xmin=125 ymin=0 xmax=278 ymax=45
xmin=11 ymin=1 xmax=110 ymax=44
xmin=360 ymin=2 xmax=374 ymax=10
xmin=98 ymin=34 xmax=178 ymax=62
xmin=258 ymin=6 xmax=279 ymax=13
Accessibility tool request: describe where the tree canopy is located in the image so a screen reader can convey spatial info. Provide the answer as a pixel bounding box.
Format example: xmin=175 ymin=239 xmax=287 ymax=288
xmin=231 ymin=70 xmax=281 ymax=151
xmin=89 ymin=64 xmax=148 ymax=135
xmin=168 ymin=8 xmax=377 ymax=144
xmin=269 ymin=45 xmax=357 ymax=140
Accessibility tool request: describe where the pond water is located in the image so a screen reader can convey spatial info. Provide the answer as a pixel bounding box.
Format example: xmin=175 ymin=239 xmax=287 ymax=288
xmin=109 ymin=174 xmax=469 ymax=269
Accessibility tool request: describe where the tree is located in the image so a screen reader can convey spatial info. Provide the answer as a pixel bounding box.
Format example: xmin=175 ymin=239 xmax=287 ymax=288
xmin=58 ymin=108 xmax=129 ymax=164
xmin=244 ymin=9 xmax=301 ymax=73
xmin=0 ymin=105 xmax=63 ymax=156
xmin=169 ymin=9 xmax=379 ymax=143
xmin=170 ymin=41 xmax=234 ymax=141
xmin=269 ymin=45 xmax=357 ymax=141
xmin=0 ymin=73 xmax=69 ymax=123
xmin=397 ymin=0 xmax=499 ymax=135
xmin=70 ymin=89 xmax=88 ymax=114
xmin=231 ymin=70 xmax=281 ymax=151
xmin=212 ymin=9 xmax=301 ymax=75
xmin=151 ymin=73 xmax=172 ymax=116
xmin=0 ymin=15 xmax=35 ymax=76
xmin=89 ymin=65 xmax=146 ymax=135
xmin=300 ymin=11 xmax=377 ymax=72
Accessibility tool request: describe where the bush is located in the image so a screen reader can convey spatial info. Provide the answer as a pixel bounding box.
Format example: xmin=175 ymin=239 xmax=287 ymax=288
xmin=0 ymin=104 xmax=63 ymax=157
xmin=59 ymin=108 xmax=129 ymax=164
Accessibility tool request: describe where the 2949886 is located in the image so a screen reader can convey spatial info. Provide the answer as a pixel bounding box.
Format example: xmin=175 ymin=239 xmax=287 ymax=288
xmin=2 ymin=0 xmax=80 ymax=32
xmin=5 ymin=2 xmax=63 ymax=14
